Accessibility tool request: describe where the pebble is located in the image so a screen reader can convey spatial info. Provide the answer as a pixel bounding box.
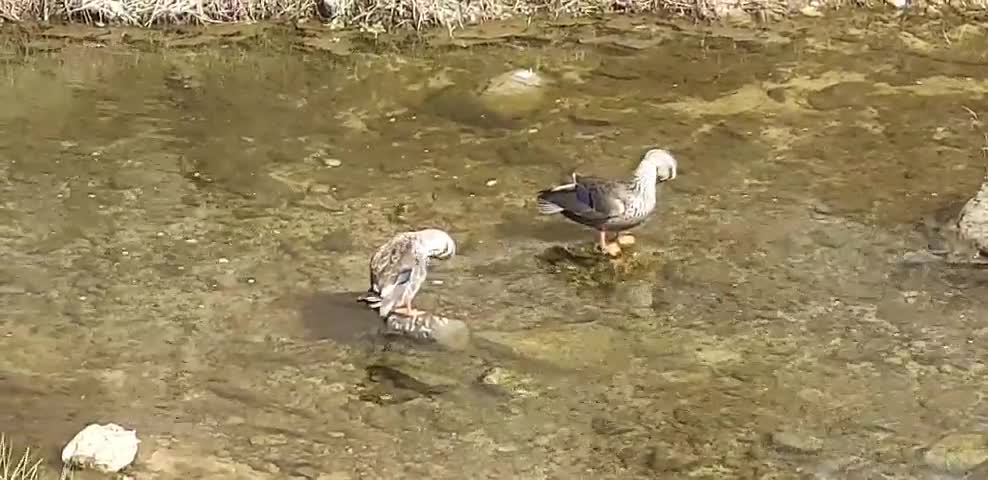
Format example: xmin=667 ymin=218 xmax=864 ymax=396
xmin=248 ymin=434 xmax=288 ymax=446
xmin=485 ymin=179 xmax=497 ymax=186
xmin=323 ymin=159 xmax=342 ymax=168
xmin=923 ymin=433 xmax=988 ymax=473
xmin=811 ymin=202 xmax=834 ymax=215
xmin=770 ymin=430 xmax=824 ymax=454
xmin=294 ymin=466 xmax=320 ymax=478
xmin=800 ymin=5 xmax=823 ymax=16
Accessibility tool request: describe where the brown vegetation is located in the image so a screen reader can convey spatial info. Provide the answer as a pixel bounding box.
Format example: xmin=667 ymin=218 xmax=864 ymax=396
xmin=0 ymin=435 xmax=41 ymax=480
xmin=0 ymin=0 xmax=960 ymax=31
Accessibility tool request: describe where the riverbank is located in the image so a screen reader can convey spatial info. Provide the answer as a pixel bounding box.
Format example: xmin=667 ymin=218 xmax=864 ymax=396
xmin=1 ymin=5 xmax=987 ymax=58
xmin=0 ymin=0 xmax=986 ymax=33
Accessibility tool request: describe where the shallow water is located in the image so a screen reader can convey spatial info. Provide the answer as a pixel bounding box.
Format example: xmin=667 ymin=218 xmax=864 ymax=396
xmin=1 ymin=14 xmax=988 ymax=480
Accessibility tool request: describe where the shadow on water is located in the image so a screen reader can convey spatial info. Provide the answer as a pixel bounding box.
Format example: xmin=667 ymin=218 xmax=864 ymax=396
xmin=297 ymin=291 xmax=382 ymax=343
xmin=1 ymin=15 xmax=988 ymax=480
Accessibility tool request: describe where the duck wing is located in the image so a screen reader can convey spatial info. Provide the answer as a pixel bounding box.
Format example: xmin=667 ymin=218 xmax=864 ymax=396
xmin=537 ymin=174 xmax=627 ymax=220
xmin=358 ymin=235 xmax=428 ymax=317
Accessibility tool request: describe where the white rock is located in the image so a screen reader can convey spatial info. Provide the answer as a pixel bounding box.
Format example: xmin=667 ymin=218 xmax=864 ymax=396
xmin=799 ymin=5 xmax=823 ymax=16
xmin=958 ymin=170 xmax=988 ymax=256
xmin=62 ymin=423 xmax=140 ymax=473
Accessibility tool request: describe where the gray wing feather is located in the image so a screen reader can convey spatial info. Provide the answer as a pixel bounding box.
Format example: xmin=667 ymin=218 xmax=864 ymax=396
xmin=377 ymin=258 xmax=426 ymax=318
xmin=577 ymin=175 xmax=628 ymax=218
xmin=537 ymin=174 xmax=626 ymax=220
xmin=358 ymin=235 xmax=427 ymax=318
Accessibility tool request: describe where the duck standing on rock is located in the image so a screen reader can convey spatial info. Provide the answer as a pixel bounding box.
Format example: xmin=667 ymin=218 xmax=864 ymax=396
xmin=535 ymin=148 xmax=678 ymax=256
xmin=358 ymin=229 xmax=456 ymax=319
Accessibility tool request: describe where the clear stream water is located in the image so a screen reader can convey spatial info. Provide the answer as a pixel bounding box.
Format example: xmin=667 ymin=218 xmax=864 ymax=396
xmin=1 ymin=14 xmax=987 ymax=480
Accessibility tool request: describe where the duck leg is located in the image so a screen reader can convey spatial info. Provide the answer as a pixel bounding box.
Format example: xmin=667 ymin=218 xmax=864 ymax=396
xmin=597 ymin=230 xmax=622 ymax=256
xmin=393 ymin=302 xmax=427 ymax=318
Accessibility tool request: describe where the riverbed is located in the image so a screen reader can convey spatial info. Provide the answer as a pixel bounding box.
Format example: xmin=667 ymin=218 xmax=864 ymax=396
xmin=1 ymin=14 xmax=987 ymax=480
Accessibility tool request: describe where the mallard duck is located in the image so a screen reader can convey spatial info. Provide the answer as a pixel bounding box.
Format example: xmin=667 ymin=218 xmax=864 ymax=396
xmin=535 ymin=149 xmax=678 ymax=256
xmin=357 ymin=228 xmax=456 ymax=319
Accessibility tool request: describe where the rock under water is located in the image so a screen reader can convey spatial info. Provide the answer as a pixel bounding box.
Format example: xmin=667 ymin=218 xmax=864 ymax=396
xmin=383 ymin=312 xmax=471 ymax=350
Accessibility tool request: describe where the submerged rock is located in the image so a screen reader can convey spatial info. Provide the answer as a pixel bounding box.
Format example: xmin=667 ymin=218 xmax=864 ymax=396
xmin=770 ymin=429 xmax=824 ymax=454
xmin=61 ymin=423 xmax=140 ymax=473
xmin=422 ymin=68 xmax=548 ymax=127
xmin=923 ymin=432 xmax=988 ymax=473
xmin=958 ymin=171 xmax=988 ymax=256
xmin=383 ymin=311 xmax=470 ymax=350
xmin=476 ymin=68 xmax=547 ymax=119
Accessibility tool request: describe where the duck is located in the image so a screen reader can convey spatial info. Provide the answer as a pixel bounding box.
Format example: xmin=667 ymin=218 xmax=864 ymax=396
xmin=535 ymin=148 xmax=678 ymax=256
xmin=357 ymin=229 xmax=456 ymax=319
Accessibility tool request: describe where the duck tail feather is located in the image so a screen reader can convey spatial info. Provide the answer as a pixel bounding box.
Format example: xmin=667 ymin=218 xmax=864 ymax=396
xmin=537 ymin=183 xmax=577 ymax=214
xmin=537 ymin=198 xmax=565 ymax=214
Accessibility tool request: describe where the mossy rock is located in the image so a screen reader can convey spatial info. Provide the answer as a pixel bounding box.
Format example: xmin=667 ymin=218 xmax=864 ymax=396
xmin=536 ymin=243 xmax=658 ymax=291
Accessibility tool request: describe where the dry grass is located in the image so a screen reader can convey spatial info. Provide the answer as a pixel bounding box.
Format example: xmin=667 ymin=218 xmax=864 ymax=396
xmin=0 ymin=0 xmax=321 ymax=24
xmin=0 ymin=0 xmax=986 ymax=34
xmin=0 ymin=0 xmax=850 ymax=28
xmin=0 ymin=435 xmax=41 ymax=480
